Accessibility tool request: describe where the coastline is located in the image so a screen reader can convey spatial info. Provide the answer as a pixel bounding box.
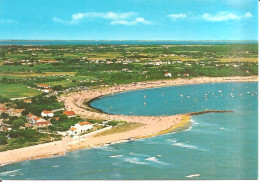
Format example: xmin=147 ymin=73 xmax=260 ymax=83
xmin=0 ymin=76 xmax=257 ymax=167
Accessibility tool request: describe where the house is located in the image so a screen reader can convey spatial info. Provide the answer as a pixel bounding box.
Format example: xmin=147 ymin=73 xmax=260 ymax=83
xmin=0 ymin=107 xmax=6 ymax=114
xmin=41 ymin=110 xmax=54 ymax=117
xmin=31 ymin=117 xmax=46 ymax=124
xmin=164 ymin=72 xmax=172 ymax=77
xmin=7 ymin=108 xmax=24 ymax=117
xmin=36 ymin=121 xmax=52 ymax=128
xmin=24 ymin=99 xmax=32 ymax=103
xmin=43 ymin=89 xmax=53 ymax=93
xmin=25 ymin=123 xmax=31 ymax=128
xmin=67 ymin=121 xmax=93 ymax=136
xmin=37 ymin=84 xmax=50 ymax=88
xmin=53 ymin=117 xmax=59 ymax=121
xmin=68 ymin=127 xmax=78 ymax=135
xmin=26 ymin=113 xmax=36 ymax=122
xmin=63 ymin=111 xmax=76 ymax=118
xmin=183 ymin=73 xmax=190 ymax=77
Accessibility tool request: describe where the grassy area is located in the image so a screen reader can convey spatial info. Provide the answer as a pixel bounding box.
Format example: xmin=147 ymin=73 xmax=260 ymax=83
xmin=0 ymin=135 xmax=62 ymax=152
xmin=0 ymin=72 xmax=76 ymax=77
xmin=0 ymin=83 xmax=41 ymax=98
xmin=95 ymin=122 xmax=143 ymax=137
xmin=41 ymin=80 xmax=77 ymax=87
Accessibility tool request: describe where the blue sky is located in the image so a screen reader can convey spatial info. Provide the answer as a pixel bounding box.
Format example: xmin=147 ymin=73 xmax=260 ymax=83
xmin=0 ymin=0 xmax=258 ymax=40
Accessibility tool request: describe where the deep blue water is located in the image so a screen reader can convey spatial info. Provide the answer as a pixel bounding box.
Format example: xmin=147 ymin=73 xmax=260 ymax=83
xmin=0 ymin=82 xmax=257 ymax=180
xmin=0 ymin=40 xmax=257 ymax=45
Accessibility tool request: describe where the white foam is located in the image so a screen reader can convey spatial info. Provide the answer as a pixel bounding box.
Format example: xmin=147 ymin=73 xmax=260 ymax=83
xmin=109 ymin=155 xmax=123 ymax=158
xmin=167 ymin=138 xmax=177 ymax=143
xmin=145 ymin=156 xmax=169 ymax=165
xmin=124 ymin=157 xmax=147 ymax=165
xmin=98 ymin=145 xmax=116 ymax=152
xmin=129 ymin=152 xmax=149 ymax=157
xmin=145 ymin=157 xmax=159 ymax=162
xmin=186 ymin=174 xmax=201 ymax=178
xmin=172 ymin=142 xmax=198 ymax=149
xmin=52 ymin=165 xmax=59 ymax=168
xmin=0 ymin=169 xmax=21 ymax=176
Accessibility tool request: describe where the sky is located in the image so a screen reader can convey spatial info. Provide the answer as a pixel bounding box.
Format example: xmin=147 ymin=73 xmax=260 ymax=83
xmin=0 ymin=0 xmax=258 ymax=40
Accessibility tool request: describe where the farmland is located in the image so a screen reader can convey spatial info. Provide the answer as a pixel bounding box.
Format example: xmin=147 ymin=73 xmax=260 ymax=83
xmin=0 ymin=44 xmax=258 ymax=98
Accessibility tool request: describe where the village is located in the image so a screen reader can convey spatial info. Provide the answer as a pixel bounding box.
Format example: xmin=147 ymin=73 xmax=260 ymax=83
xmin=0 ymin=81 xmax=120 ymax=151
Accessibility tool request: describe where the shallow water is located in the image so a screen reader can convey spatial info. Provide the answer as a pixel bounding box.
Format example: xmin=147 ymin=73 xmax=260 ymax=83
xmin=0 ymin=82 xmax=257 ymax=180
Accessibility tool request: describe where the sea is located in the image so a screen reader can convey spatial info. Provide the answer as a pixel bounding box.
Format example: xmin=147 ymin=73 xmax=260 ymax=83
xmin=0 ymin=82 xmax=258 ymax=180
xmin=0 ymin=40 xmax=257 ymax=45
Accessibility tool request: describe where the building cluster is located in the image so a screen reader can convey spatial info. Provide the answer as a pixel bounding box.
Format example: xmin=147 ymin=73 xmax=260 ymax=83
xmin=37 ymin=84 xmax=54 ymax=93
xmin=0 ymin=107 xmax=24 ymax=117
xmin=25 ymin=110 xmax=77 ymax=129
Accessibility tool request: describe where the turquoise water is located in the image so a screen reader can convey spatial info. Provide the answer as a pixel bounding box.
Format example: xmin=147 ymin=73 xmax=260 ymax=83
xmin=0 ymin=82 xmax=257 ymax=179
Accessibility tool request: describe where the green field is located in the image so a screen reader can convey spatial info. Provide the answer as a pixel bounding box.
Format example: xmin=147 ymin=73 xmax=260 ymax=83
xmin=0 ymin=83 xmax=41 ymax=98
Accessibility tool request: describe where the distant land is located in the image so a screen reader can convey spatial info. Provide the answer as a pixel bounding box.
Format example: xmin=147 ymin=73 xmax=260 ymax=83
xmin=0 ymin=40 xmax=258 ymax=45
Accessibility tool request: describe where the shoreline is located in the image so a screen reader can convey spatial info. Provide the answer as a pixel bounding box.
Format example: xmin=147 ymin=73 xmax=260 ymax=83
xmin=0 ymin=76 xmax=258 ymax=167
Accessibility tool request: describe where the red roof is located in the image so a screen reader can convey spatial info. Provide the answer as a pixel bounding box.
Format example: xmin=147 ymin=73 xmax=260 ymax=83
xmin=27 ymin=114 xmax=34 ymax=117
xmin=78 ymin=121 xmax=93 ymax=126
xmin=36 ymin=121 xmax=51 ymax=125
xmin=42 ymin=110 xmax=53 ymax=114
xmin=70 ymin=127 xmax=77 ymax=131
xmin=0 ymin=107 xmax=6 ymax=111
xmin=14 ymin=109 xmax=23 ymax=113
xmin=33 ymin=117 xmax=42 ymax=121
xmin=63 ymin=111 xmax=76 ymax=116
xmin=38 ymin=84 xmax=50 ymax=88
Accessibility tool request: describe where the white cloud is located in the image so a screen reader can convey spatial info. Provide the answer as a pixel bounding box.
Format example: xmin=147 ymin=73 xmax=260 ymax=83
xmin=53 ymin=11 xmax=151 ymax=25
xmin=111 ymin=17 xmax=152 ymax=25
xmin=110 ymin=20 xmax=137 ymax=25
xmin=244 ymin=12 xmax=253 ymax=18
xmin=71 ymin=12 xmax=137 ymax=21
xmin=168 ymin=13 xmax=186 ymax=21
xmin=202 ymin=11 xmax=253 ymax=22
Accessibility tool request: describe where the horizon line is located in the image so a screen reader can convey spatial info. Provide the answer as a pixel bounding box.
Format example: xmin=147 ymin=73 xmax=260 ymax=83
xmin=0 ymin=39 xmax=258 ymax=42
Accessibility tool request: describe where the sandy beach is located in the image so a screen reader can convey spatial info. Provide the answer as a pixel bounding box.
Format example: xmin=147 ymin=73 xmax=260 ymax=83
xmin=0 ymin=76 xmax=257 ymax=166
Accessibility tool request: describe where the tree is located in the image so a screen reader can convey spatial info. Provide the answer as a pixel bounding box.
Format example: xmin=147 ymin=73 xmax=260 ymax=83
xmin=1 ymin=77 xmax=8 ymax=83
xmin=0 ymin=112 xmax=9 ymax=119
xmin=59 ymin=114 xmax=68 ymax=122
xmin=12 ymin=119 xmax=25 ymax=130
xmin=53 ymin=85 xmax=63 ymax=91
xmin=0 ymin=135 xmax=7 ymax=145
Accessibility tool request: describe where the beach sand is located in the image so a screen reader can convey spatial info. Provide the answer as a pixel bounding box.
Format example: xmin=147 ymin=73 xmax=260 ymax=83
xmin=0 ymin=76 xmax=257 ymax=166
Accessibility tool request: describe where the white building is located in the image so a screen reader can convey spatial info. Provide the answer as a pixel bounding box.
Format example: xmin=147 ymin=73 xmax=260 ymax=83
xmin=67 ymin=121 xmax=93 ymax=136
xmin=164 ymin=72 xmax=172 ymax=77
xmin=41 ymin=110 xmax=54 ymax=117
